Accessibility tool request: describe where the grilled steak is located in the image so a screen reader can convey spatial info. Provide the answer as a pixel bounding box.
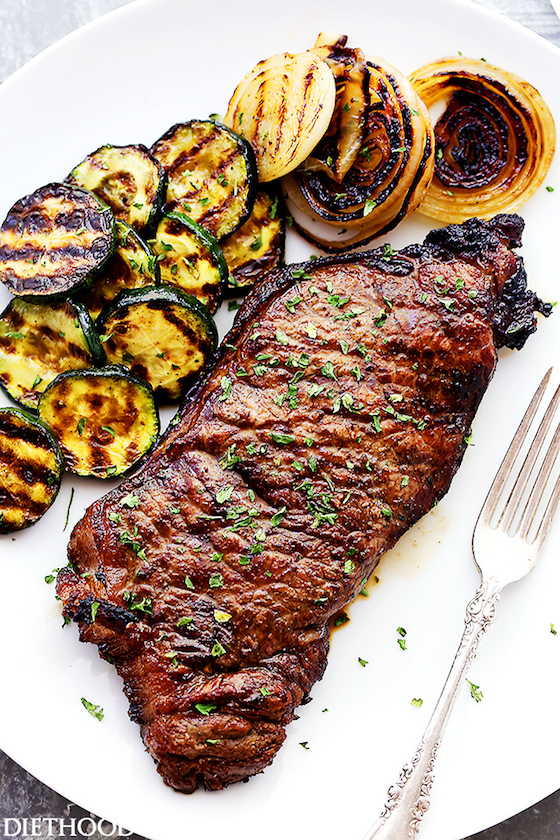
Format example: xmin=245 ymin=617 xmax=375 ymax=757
xmin=57 ymin=214 xmax=547 ymax=792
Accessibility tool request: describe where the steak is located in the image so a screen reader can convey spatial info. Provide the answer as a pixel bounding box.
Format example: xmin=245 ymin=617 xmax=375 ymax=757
xmin=56 ymin=214 xmax=548 ymax=792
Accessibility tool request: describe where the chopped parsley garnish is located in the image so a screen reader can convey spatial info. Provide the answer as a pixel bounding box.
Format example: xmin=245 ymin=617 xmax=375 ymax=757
xmin=177 ymin=616 xmax=193 ymax=628
xmin=270 ymin=506 xmax=286 ymax=527
xmin=333 ymin=612 xmax=349 ymax=626
xmin=195 ymin=702 xmax=217 ymax=715
xmin=466 ymin=679 xmax=483 ymax=702
xmin=211 ymin=641 xmax=227 ymax=658
xmin=120 ymin=492 xmax=140 ymax=509
xmin=270 ymin=430 xmax=295 ymax=446
xmin=209 ymin=573 xmax=224 ymax=588
xmin=291 ymin=267 xmax=313 ymax=280
xmin=63 ymin=487 xmax=75 ymax=532
xmin=119 ymin=526 xmax=147 ymax=561
xmin=218 ymin=376 xmax=233 ymax=401
xmin=215 ymin=485 xmax=234 ymax=504
xmin=321 ymin=361 xmax=337 ymax=380
xmin=81 ymin=697 xmax=104 ymax=721
xmin=285 ymin=295 xmax=303 ymax=313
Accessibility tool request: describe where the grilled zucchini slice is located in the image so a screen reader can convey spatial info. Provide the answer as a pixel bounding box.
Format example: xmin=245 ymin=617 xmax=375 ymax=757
xmin=67 ymin=143 xmax=167 ymax=235
xmin=38 ymin=365 xmax=159 ymax=479
xmin=0 ymin=407 xmax=64 ymax=533
xmin=150 ymin=119 xmax=257 ymax=240
xmin=77 ymin=219 xmax=160 ymax=320
xmin=150 ymin=211 xmax=227 ymax=313
xmin=0 ymin=298 xmax=105 ymax=409
xmin=96 ymin=285 xmax=218 ymax=401
xmin=221 ymin=189 xmax=285 ymax=294
xmin=0 ymin=182 xmax=115 ymax=301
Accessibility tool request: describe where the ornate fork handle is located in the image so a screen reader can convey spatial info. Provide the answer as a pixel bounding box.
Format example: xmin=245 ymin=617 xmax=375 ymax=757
xmin=363 ymin=576 xmax=503 ymax=840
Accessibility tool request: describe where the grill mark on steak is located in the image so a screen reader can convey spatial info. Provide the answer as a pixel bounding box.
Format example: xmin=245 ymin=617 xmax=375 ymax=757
xmin=56 ymin=213 xmax=547 ymax=793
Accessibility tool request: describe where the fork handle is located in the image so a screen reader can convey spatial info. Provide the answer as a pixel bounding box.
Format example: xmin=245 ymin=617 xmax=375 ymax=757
xmin=362 ymin=576 xmax=503 ymax=840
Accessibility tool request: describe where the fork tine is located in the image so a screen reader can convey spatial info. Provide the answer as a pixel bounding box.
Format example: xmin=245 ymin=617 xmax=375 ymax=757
xmin=518 ymin=420 xmax=560 ymax=539
xmin=535 ymin=471 xmax=560 ymax=550
xmin=500 ymin=381 xmax=560 ymax=532
xmin=479 ymin=368 xmax=552 ymax=526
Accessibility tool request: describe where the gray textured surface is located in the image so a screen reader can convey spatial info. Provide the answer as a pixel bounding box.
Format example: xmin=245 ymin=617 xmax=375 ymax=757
xmin=1 ymin=1 xmax=560 ymax=838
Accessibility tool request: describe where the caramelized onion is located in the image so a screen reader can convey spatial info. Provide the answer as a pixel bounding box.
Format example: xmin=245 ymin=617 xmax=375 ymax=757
xmin=283 ymin=49 xmax=435 ymax=252
xmin=224 ymin=51 xmax=336 ymax=182
xmin=410 ymin=57 xmax=556 ymax=222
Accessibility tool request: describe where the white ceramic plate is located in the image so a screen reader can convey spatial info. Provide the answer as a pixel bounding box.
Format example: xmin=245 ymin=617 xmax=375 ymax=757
xmin=1 ymin=1 xmax=560 ymax=838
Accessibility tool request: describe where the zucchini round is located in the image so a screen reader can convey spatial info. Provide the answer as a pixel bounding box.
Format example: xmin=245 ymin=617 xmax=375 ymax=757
xmin=67 ymin=143 xmax=167 ymax=235
xmin=38 ymin=365 xmax=159 ymax=479
xmin=150 ymin=211 xmax=227 ymax=313
xmin=0 ymin=297 xmax=106 ymax=409
xmin=77 ymin=219 xmax=160 ymax=319
xmin=0 ymin=407 xmax=64 ymax=533
xmin=150 ymin=119 xmax=257 ymax=240
xmin=220 ymin=188 xmax=285 ymax=294
xmin=96 ymin=285 xmax=218 ymax=401
xmin=0 ymin=182 xmax=115 ymax=301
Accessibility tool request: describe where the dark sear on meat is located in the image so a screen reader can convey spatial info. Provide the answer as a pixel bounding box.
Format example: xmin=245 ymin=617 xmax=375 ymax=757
xmin=56 ymin=214 xmax=548 ymax=793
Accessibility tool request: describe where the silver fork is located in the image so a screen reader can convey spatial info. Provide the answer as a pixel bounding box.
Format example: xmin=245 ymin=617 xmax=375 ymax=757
xmin=363 ymin=367 xmax=560 ymax=840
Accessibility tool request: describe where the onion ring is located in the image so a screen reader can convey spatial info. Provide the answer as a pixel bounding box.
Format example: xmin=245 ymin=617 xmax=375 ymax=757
xmin=409 ymin=57 xmax=556 ymax=222
xmin=283 ymin=53 xmax=435 ymax=252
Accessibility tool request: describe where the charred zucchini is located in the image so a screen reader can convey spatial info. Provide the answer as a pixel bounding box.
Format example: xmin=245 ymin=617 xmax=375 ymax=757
xmin=67 ymin=143 xmax=167 ymax=235
xmin=221 ymin=189 xmax=285 ymax=294
xmin=150 ymin=211 xmax=227 ymax=313
xmin=96 ymin=285 xmax=217 ymax=401
xmin=0 ymin=298 xmax=105 ymax=409
xmin=77 ymin=219 xmax=160 ymax=319
xmin=0 ymin=182 xmax=115 ymax=301
xmin=38 ymin=365 xmax=159 ymax=479
xmin=150 ymin=119 xmax=257 ymax=240
xmin=0 ymin=407 xmax=64 ymax=533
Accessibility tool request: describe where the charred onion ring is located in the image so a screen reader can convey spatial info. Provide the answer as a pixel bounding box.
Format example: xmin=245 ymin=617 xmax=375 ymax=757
xmin=409 ymin=57 xmax=556 ymax=222
xmin=283 ymin=48 xmax=435 ymax=253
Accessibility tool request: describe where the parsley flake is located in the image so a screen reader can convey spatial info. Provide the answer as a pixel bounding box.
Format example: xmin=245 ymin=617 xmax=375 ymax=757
xmin=81 ymin=697 xmax=104 ymax=721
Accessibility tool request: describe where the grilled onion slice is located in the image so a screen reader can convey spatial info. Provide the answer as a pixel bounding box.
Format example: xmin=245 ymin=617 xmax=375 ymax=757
xmin=409 ymin=57 xmax=556 ymax=222
xmin=224 ymin=51 xmax=336 ymax=182
xmin=309 ymin=34 xmax=373 ymax=183
xmin=283 ymin=52 xmax=434 ymax=252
